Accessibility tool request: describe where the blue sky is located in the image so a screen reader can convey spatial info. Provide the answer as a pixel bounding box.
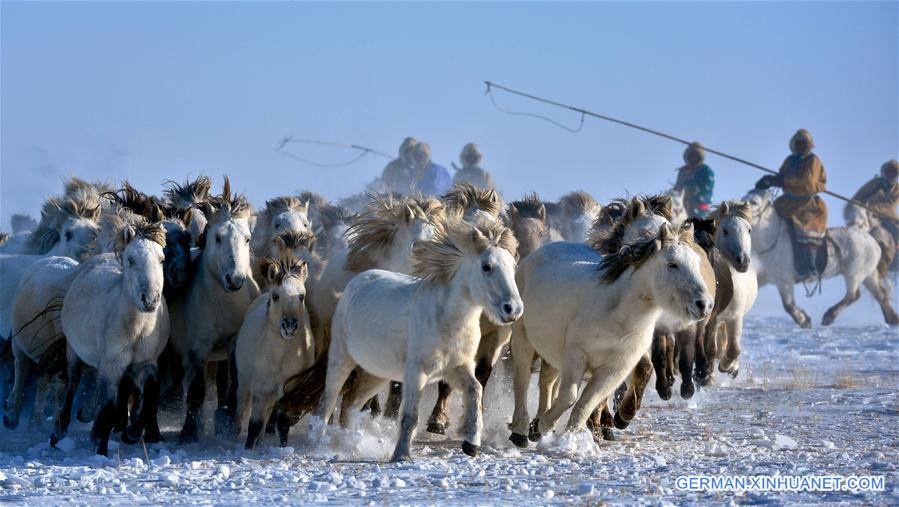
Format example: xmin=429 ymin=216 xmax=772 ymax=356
xmin=2 ymin=1 xmax=897 ymax=320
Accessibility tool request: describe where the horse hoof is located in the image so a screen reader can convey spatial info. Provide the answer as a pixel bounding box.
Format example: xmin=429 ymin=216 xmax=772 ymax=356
xmin=694 ymin=372 xmax=710 ymax=387
xmin=461 ymin=441 xmax=480 ymax=457
xmin=50 ymin=433 xmax=61 ymax=448
xmin=76 ymin=407 xmax=92 ymax=424
xmin=601 ymin=428 xmax=615 ymax=441
xmin=121 ymin=426 xmax=143 ymax=445
xmin=426 ymin=422 xmax=446 ymax=435
xmin=3 ymin=414 xmax=19 ymax=430
xmin=799 ymin=319 xmax=812 ymax=330
xmin=390 ymin=452 xmax=412 ymax=463
xmin=613 ymin=412 xmax=630 ymax=430
xmin=527 ymin=419 xmax=542 ymax=442
xmin=657 ymin=386 xmax=672 ymax=401
xmin=144 ymin=431 xmax=163 ymax=444
xmin=680 ymin=382 xmax=695 ymax=400
xmin=509 ymin=433 xmax=529 ymax=448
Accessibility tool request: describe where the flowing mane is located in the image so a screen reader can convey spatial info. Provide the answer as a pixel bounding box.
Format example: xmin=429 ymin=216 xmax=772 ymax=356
xmin=264 ymin=196 xmax=309 ymax=217
xmin=203 ymin=177 xmax=252 ymax=224
xmin=96 ymin=206 xmax=167 ymax=255
xmin=588 ymin=195 xmax=672 ymax=256
xmin=27 ymin=197 xmax=102 ymax=254
xmin=559 ymin=191 xmax=599 ymax=215
xmin=710 ymin=200 xmax=752 ymax=223
xmin=102 ymin=182 xmax=165 ymax=223
xmin=598 ymin=223 xmax=694 ymax=283
xmin=344 ymin=194 xmax=445 ymax=272
xmin=317 ymin=204 xmax=352 ymax=230
xmin=163 ymin=175 xmax=212 ymax=210
xmin=296 ymin=191 xmax=330 ymax=211
xmin=443 ymin=182 xmax=503 ymax=219
xmin=509 ymin=193 xmax=546 ymax=220
xmin=259 ymin=255 xmax=308 ymax=286
xmin=412 ymin=219 xmax=518 ymax=283
xmin=272 ymin=230 xmax=317 ymax=256
xmin=64 ymin=177 xmax=113 ymax=210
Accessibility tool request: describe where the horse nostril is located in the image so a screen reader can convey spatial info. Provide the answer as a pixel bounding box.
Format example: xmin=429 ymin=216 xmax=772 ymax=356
xmin=225 ymin=274 xmax=232 ymax=285
xmin=696 ymin=300 xmax=707 ymax=312
xmin=503 ymin=303 xmax=513 ymax=315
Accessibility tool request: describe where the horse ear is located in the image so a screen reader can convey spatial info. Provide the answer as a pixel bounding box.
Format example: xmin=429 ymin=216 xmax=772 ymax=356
xmin=720 ymin=201 xmax=731 ymax=215
xmin=298 ymin=261 xmax=309 ymax=281
xmin=403 ymin=205 xmax=416 ymax=222
xmin=658 ymin=223 xmax=673 ymax=245
xmin=300 ymin=200 xmax=310 ymax=215
xmin=122 ymin=225 xmax=136 ymax=245
xmin=508 ymin=204 xmax=518 ymax=221
xmin=629 ymin=197 xmax=646 ymax=221
xmin=538 ymin=203 xmax=547 ymax=223
xmin=265 ymin=258 xmax=281 ymax=284
xmin=181 ymin=208 xmax=193 ymax=227
xmin=679 ymin=222 xmax=694 ymax=243
xmin=222 ymin=176 xmax=232 ymax=202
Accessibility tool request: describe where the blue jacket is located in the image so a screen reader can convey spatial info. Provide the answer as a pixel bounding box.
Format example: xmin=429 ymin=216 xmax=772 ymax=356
xmin=415 ymin=163 xmax=452 ymax=197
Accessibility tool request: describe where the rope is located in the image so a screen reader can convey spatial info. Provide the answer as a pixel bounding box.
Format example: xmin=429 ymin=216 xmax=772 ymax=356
xmin=484 ymin=81 xmax=893 ymax=221
xmin=486 ymin=84 xmax=584 ymax=133
xmin=276 ymin=137 xmax=393 ymax=168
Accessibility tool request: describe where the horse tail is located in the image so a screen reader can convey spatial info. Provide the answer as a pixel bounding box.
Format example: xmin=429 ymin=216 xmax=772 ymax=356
xmin=277 ymin=354 xmax=357 ymax=424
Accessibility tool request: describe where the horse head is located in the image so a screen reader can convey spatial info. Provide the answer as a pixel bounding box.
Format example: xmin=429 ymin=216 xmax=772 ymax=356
xmin=261 ymin=256 xmax=309 ymax=339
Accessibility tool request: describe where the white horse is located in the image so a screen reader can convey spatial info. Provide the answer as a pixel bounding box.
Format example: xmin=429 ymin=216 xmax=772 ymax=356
xmin=313 ymin=219 xmax=522 ymax=461
xmin=250 ymin=196 xmax=311 ymax=260
xmin=52 ymin=219 xmax=169 ymax=455
xmin=0 ymin=198 xmax=100 ymax=340
xmin=234 ymin=256 xmax=314 ymax=449
xmin=508 ymin=223 xmax=712 ymax=447
xmin=163 ymin=175 xmax=213 ymax=248
xmin=167 ymin=178 xmax=260 ymax=442
xmin=743 ymin=189 xmax=897 ymax=327
xmin=555 ymin=191 xmax=602 ymax=243
xmin=443 ymin=182 xmax=504 ymax=224
xmin=665 ymin=187 xmax=689 ymax=225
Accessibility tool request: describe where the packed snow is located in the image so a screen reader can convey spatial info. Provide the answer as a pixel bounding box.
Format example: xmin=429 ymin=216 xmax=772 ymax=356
xmin=0 ymin=317 xmax=895 ymax=504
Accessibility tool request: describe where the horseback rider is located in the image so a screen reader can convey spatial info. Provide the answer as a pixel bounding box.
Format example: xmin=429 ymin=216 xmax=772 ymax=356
xmin=452 ymin=143 xmax=496 ymax=190
xmin=755 ymin=129 xmax=828 ymax=280
xmin=407 ymin=142 xmax=452 ymax=197
xmin=381 ymin=137 xmax=418 ymax=195
xmin=852 ymin=159 xmax=899 ymax=269
xmin=674 ymin=142 xmax=715 ymax=218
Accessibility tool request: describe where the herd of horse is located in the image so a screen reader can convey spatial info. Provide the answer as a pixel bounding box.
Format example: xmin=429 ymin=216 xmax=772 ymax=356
xmin=0 ymin=175 xmax=895 ymax=461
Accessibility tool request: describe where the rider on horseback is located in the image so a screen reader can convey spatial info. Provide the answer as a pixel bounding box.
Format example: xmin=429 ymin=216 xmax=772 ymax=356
xmin=381 ymin=137 xmax=419 ymax=195
xmin=452 ymin=143 xmax=496 ymax=190
xmin=852 ymin=159 xmax=899 ymax=270
xmin=755 ymin=129 xmax=828 ymax=281
xmin=674 ymin=142 xmax=715 ymax=218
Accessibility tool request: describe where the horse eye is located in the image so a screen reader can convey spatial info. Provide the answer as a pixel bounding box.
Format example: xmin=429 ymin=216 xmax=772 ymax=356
xmin=128 ymin=258 xmax=135 ymax=266
xmin=245 ymin=238 xmax=250 ymax=244
xmin=748 ymin=227 xmax=752 ymax=233
xmin=64 ymin=231 xmax=72 ymax=241
xmin=481 ymin=263 xmax=492 ymax=273
xmin=272 ymin=294 xmax=279 ymax=302
xmin=215 ymin=236 xmax=222 ymax=244
xmin=298 ymin=294 xmax=305 ymax=303
xmin=667 ymin=263 xmax=678 ymax=270
xmin=275 ymin=223 xmax=281 ymax=229
xmin=723 ymin=230 xmax=729 ymax=235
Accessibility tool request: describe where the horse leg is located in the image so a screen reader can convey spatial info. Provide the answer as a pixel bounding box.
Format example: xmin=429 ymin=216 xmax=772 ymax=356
xmin=384 ymin=382 xmax=402 ymax=420
xmin=862 ymin=275 xmax=899 ymax=326
xmin=178 ymin=359 xmax=206 ymax=444
xmin=425 ymin=382 xmax=452 ymax=435
xmin=139 ymin=365 xmax=162 ymax=443
xmin=75 ymin=369 xmax=99 ymax=423
xmin=536 ymin=359 xmax=559 ymax=415
xmin=113 ymin=374 xmax=136 ymax=437
xmin=613 ymin=352 xmax=653 ymax=429
xmin=822 ymin=276 xmax=862 ymax=326
xmin=675 ymin=327 xmax=696 ymax=399
xmin=213 ymin=354 xmax=237 ymax=437
xmin=777 ymin=284 xmax=811 ymax=329
xmin=446 ymin=363 xmax=483 ymax=457
xmin=339 ymin=370 xmax=388 ymax=427
xmin=3 ymin=342 xmax=33 ymax=429
xmin=391 ymin=369 xmax=427 ymax=462
xmin=693 ymin=319 xmax=714 ymax=387
xmin=535 ymin=346 xmax=588 ymax=437
xmin=718 ymin=318 xmax=743 ymax=377
xmin=311 ymin=339 xmax=355 ymax=434
xmin=245 ymin=393 xmax=276 ymax=450
xmin=509 ymin=323 xmax=535 ymax=447
xmin=233 ymin=380 xmax=251 ymax=439
xmin=94 ymin=365 xmax=128 ymax=456
xmin=275 ymin=408 xmax=293 ymax=447
xmin=566 ymin=365 xmax=629 ymax=433
xmin=585 ymin=399 xmax=615 ymax=442
xmin=650 ymin=330 xmax=673 ymax=401
xmin=50 ymin=348 xmax=82 ymax=447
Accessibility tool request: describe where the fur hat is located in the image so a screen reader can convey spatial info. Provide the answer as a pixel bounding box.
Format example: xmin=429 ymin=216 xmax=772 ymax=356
xmin=460 ymin=143 xmax=482 ymax=167
xmin=789 ymin=129 xmax=814 ymax=156
xmin=881 ymin=159 xmax=898 ymax=180
xmin=683 ymin=142 xmax=705 ymax=165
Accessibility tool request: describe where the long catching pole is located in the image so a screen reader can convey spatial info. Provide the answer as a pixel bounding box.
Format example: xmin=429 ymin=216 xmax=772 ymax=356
xmin=485 ymin=81 xmax=889 ymax=218
xmin=277 ymin=137 xmax=393 ymax=168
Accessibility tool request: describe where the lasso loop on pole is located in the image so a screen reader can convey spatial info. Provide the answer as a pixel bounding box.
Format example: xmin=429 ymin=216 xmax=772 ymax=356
xmin=485 ymin=82 xmax=584 ymax=133
xmin=276 ymin=137 xmax=393 ymax=168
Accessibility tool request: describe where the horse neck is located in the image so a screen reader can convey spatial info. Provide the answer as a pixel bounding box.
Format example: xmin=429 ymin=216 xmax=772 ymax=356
xmin=428 ymin=264 xmax=483 ymax=331
xmin=599 ymin=265 xmax=663 ymax=331
xmin=751 ymin=204 xmax=783 ymax=256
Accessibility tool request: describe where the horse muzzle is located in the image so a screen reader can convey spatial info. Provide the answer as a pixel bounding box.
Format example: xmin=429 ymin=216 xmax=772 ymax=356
xmin=498 ymin=300 xmax=524 ymax=324
xmin=687 ymin=295 xmax=713 ymax=321
xmin=280 ymin=318 xmax=299 ymax=339
xmin=224 ymin=273 xmax=245 ymax=292
xmin=139 ymin=293 xmax=161 ymax=313
xmin=733 ymin=253 xmax=751 ymax=273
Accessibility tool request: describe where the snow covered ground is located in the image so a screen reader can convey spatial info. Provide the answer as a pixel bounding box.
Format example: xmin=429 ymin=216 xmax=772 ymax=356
xmin=0 ymin=317 xmax=896 ymax=505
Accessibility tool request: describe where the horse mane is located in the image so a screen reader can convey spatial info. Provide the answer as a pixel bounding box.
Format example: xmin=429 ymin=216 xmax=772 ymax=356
xmin=97 ymin=206 xmax=166 ymax=256
xmin=296 ymin=191 xmax=330 ymax=211
xmin=509 ymin=193 xmax=546 ymax=221
xmin=684 ymin=217 xmax=716 ymax=250
xmin=27 ymin=197 xmax=102 ymax=254
xmin=203 ymin=176 xmax=252 ymax=224
xmin=259 ymin=255 xmax=308 ymax=286
xmin=102 ymin=182 xmax=165 ymax=223
xmin=559 ymin=191 xmax=599 ymax=215
xmin=598 ymin=223 xmax=694 ymax=283
xmin=163 ymin=175 xmax=212 ymax=210
xmin=710 ymin=200 xmax=752 ymax=223
xmin=442 ymin=182 xmax=502 ymax=218
xmin=589 ymin=195 xmax=670 ymax=256
xmin=344 ymin=194 xmax=445 ymax=272
xmin=272 ymin=230 xmax=317 ymax=255
xmin=265 ymin=196 xmax=309 ymax=216
xmin=64 ymin=177 xmax=112 ymax=209
xmin=412 ymin=219 xmax=518 ymax=283
xmin=317 ymin=204 xmax=352 ymax=229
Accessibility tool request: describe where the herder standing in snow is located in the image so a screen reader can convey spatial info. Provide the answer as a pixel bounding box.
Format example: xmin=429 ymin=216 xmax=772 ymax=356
xmin=452 ymin=143 xmax=496 ymax=190
xmin=674 ymin=142 xmax=715 ymax=218
xmin=755 ymin=129 xmax=829 ymax=281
